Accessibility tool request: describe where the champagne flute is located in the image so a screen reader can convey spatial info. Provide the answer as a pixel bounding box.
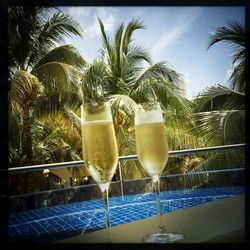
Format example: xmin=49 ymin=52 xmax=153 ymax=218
xmin=135 ymin=102 xmax=184 ymax=243
xmin=81 ymin=101 xmax=118 ymax=242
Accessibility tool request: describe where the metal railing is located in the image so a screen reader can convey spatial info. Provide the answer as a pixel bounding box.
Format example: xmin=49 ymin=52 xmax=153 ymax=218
xmin=6 ymin=143 xmax=246 ymax=201
xmin=8 ymin=143 xmax=246 ymax=173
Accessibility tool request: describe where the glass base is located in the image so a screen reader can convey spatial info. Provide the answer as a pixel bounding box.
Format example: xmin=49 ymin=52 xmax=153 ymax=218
xmin=143 ymin=231 xmax=184 ymax=243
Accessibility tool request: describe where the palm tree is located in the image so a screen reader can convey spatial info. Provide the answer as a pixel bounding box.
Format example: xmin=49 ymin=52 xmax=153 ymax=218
xmin=10 ymin=70 xmax=44 ymax=164
xmin=192 ymin=84 xmax=245 ymax=171
xmin=78 ymin=19 xmax=204 ymax=178
xmin=193 ymin=84 xmax=245 ymax=145
xmin=189 ymin=21 xmax=246 ymax=174
xmin=208 ymin=20 xmax=245 ymax=93
xmin=8 ymin=6 xmax=84 ymax=72
xmin=98 ymin=18 xmax=186 ymax=99
xmin=9 ymin=6 xmax=85 ymax=165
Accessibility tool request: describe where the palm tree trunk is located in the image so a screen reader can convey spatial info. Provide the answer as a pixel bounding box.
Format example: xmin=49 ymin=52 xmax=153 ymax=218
xmin=22 ymin=107 xmax=33 ymax=165
xmin=22 ymin=107 xmax=34 ymax=193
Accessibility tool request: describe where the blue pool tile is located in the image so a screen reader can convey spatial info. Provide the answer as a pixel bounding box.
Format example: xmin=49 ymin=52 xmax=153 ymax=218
xmin=7 ymin=186 xmax=245 ymax=243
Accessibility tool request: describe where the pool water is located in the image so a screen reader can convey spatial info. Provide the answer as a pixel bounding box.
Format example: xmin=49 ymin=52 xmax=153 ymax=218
xmin=7 ymin=186 xmax=245 ymax=243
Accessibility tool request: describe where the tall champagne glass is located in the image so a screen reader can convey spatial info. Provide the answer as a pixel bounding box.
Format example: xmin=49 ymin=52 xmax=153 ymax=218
xmin=135 ymin=102 xmax=184 ymax=243
xmin=81 ymin=101 xmax=118 ymax=242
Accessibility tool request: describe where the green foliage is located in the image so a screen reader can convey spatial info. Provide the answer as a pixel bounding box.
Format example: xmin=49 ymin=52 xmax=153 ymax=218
xmin=208 ymin=20 xmax=245 ymax=92
xmin=33 ymin=45 xmax=86 ymax=70
xmin=193 ymin=84 xmax=244 ymax=112
xmin=81 ymin=60 xmax=107 ymax=103
xmin=9 ymin=14 xmax=216 ymax=184
xmin=9 ymin=5 xmax=84 ymax=168
xmin=193 ymin=19 xmax=246 ymax=172
xmin=190 ymin=20 xmax=246 ymax=173
xmin=10 ymin=70 xmax=43 ymax=112
xmin=191 ymin=84 xmax=245 ymax=172
xmin=8 ymin=6 xmax=83 ymax=70
xmin=192 ymin=85 xmax=245 ymax=146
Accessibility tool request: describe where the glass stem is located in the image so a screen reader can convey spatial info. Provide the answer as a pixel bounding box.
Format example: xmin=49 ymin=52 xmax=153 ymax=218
xmin=153 ymin=175 xmax=164 ymax=231
xmin=102 ymin=188 xmax=111 ymax=242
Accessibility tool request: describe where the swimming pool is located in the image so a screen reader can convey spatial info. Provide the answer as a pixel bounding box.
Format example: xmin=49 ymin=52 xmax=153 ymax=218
xmin=7 ymin=186 xmax=245 ymax=243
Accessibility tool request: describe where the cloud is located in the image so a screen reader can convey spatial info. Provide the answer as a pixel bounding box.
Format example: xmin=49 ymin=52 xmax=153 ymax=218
xmin=151 ymin=8 xmax=203 ymax=57
xmin=133 ymin=10 xmax=145 ymax=16
xmin=65 ymin=6 xmax=91 ymax=20
xmin=225 ymin=66 xmax=233 ymax=81
xmin=85 ymin=7 xmax=116 ymax=38
xmin=151 ymin=27 xmax=182 ymax=56
xmin=59 ymin=7 xmax=116 ymax=39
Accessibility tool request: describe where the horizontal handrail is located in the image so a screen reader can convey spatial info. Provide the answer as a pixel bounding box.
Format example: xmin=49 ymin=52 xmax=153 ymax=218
xmin=6 ymin=167 xmax=245 ymax=199
xmin=7 ymin=143 xmax=246 ymax=174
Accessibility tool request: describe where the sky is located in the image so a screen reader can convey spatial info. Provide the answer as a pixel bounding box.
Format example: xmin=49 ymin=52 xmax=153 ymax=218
xmin=58 ymin=6 xmax=245 ymax=99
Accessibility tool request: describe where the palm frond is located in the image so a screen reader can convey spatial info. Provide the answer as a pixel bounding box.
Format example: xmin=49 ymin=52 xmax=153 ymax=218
xmin=127 ymin=44 xmax=152 ymax=64
xmin=192 ymin=110 xmax=245 ymax=145
xmin=190 ymin=149 xmax=245 ymax=172
xmin=64 ymin=107 xmax=81 ymax=128
xmin=81 ymin=60 xmax=108 ymax=102
xmin=32 ymin=62 xmax=83 ymax=118
xmin=165 ymin=125 xmax=205 ymax=151
xmin=134 ymin=61 xmax=182 ymax=88
xmin=115 ymin=126 xmax=147 ymax=179
xmin=208 ymin=20 xmax=245 ymax=50
xmin=108 ymin=94 xmax=137 ymax=127
xmin=232 ymin=47 xmax=245 ymax=65
xmin=108 ymin=94 xmax=137 ymax=108
xmin=10 ymin=70 xmax=43 ymax=111
xmin=32 ymin=62 xmax=82 ymax=94
xmin=125 ymin=44 xmax=152 ymax=74
xmin=33 ymin=113 xmax=82 ymax=163
xmin=154 ymin=79 xmax=192 ymax=116
xmin=131 ymin=78 xmax=192 ymax=118
xmin=33 ymin=91 xmax=82 ymax=119
xmin=38 ymin=12 xmax=82 ymax=45
xmin=33 ymin=45 xmax=87 ymax=70
xmin=229 ymin=61 xmax=245 ymax=92
xmin=8 ymin=105 xmax=23 ymax=153
xmin=98 ymin=18 xmax=113 ymax=62
xmin=165 ymin=156 xmax=205 ymax=174
xmin=207 ymin=20 xmax=245 ymax=93
xmin=114 ymin=23 xmax=124 ymax=77
xmin=8 ymin=6 xmax=44 ymax=69
xmin=122 ymin=18 xmax=145 ymax=55
xmin=27 ymin=12 xmax=83 ymax=67
xmin=106 ymin=95 xmax=146 ymax=179
xmin=193 ymin=84 xmax=245 ymax=112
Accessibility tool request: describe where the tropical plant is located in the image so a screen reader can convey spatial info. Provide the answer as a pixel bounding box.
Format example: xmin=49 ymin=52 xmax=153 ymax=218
xmin=208 ymin=20 xmax=245 ymax=93
xmin=9 ymin=5 xmax=85 ymax=166
xmin=8 ymin=13 xmax=205 ymax=192
xmin=190 ymin=20 xmax=246 ymax=173
xmin=45 ymin=18 xmax=204 ymax=180
xmin=8 ymin=5 xmax=87 ymax=194
xmin=98 ymin=18 xmax=185 ymax=99
xmin=193 ymin=85 xmax=245 ymax=144
xmin=191 ymin=84 xmax=245 ymax=171
xmin=81 ymin=19 xmax=205 ymax=178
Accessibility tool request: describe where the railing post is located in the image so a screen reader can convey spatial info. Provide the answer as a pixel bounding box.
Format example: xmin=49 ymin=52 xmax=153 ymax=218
xmin=118 ymin=161 xmax=124 ymax=201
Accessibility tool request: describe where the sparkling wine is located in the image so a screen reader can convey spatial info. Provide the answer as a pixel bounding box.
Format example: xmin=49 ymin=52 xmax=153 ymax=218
xmin=135 ymin=122 xmax=168 ymax=176
xmin=81 ymin=120 xmax=118 ymax=191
